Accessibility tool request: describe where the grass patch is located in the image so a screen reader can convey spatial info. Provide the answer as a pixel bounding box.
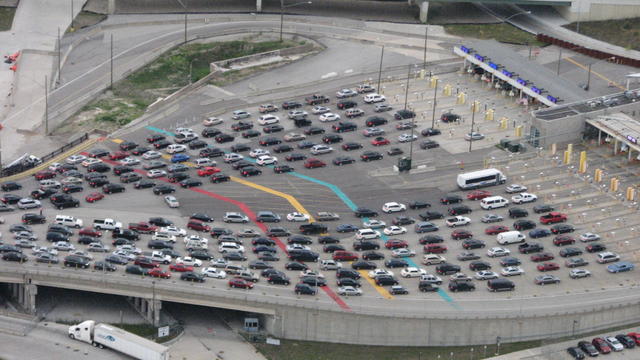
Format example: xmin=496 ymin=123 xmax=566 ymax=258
xmin=115 ymin=323 xmax=157 ymax=339
xmin=252 ymin=338 xmax=542 ymax=360
xmin=0 ymin=6 xmax=16 ymax=31
xmin=564 ymin=17 xmax=640 ymax=51
xmin=444 ymin=23 xmax=547 ymax=46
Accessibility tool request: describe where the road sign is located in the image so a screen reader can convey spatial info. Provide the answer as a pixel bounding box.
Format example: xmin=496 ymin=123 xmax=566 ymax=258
xmin=158 ymin=326 xmax=169 ymax=337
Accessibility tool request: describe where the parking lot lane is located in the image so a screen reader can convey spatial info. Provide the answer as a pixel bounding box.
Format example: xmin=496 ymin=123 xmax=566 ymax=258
xmin=145 ymin=125 xmax=175 ymax=137
xmin=358 ymin=271 xmax=394 ymax=300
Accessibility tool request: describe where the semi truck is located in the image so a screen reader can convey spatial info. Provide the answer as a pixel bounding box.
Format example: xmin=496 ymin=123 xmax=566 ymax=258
xmin=68 ymin=320 xmax=168 ymax=360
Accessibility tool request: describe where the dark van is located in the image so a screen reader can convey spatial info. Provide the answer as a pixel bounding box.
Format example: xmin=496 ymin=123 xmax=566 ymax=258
xmin=487 ymin=278 xmax=515 ymax=292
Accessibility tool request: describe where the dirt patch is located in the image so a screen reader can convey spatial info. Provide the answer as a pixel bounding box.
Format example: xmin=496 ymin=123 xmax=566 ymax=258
xmin=564 ymin=17 xmax=640 ymax=51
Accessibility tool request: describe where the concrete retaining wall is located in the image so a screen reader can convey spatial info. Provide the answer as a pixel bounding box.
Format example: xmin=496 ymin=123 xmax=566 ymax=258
xmin=556 ymin=0 xmax=640 ymax=22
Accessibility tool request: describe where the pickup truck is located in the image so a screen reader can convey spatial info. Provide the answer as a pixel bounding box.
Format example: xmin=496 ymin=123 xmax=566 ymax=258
xmin=316 ymin=212 xmax=340 ymax=221
xmin=539 ymin=212 xmax=568 ymax=225
xmin=128 ymin=222 xmax=158 ymax=234
xmin=93 ymin=218 xmax=122 ymax=231
xmin=305 ymin=94 xmax=330 ymax=105
xmin=150 ymin=251 xmax=172 ymax=264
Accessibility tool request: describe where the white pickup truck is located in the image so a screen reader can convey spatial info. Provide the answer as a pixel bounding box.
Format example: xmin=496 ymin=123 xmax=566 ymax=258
xmin=93 ymin=218 xmax=122 ymax=231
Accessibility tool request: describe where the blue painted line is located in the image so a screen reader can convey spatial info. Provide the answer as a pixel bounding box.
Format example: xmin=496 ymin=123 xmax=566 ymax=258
xmin=144 ymin=125 xmax=459 ymax=307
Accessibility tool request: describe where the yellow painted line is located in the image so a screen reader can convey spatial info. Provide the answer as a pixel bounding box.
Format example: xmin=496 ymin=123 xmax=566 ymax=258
xmin=0 ymin=137 xmax=98 ymax=182
xmin=564 ymin=57 xmax=626 ymax=90
xmin=357 ymin=270 xmax=394 ymax=300
xmin=111 ymin=138 xmax=124 ymax=144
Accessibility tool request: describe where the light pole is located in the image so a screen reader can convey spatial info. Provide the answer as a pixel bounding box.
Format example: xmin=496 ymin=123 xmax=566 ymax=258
xmin=468 ymin=101 xmax=477 ymax=153
xmin=430 ymin=78 xmax=439 ymax=128
xmin=585 ymin=56 xmax=615 ymax=91
xmin=176 ymin=0 xmax=188 ymax=43
xmin=280 ymin=0 xmax=312 ymax=42
xmin=502 ymin=10 xmax=532 ymax=23
xmin=376 ymin=45 xmax=384 ymax=92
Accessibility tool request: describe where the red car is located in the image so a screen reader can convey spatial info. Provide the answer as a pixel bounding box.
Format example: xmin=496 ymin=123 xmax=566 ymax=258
xmin=148 ymin=268 xmax=171 ymax=279
xmin=169 ymin=264 xmax=194 ymax=272
xmin=229 ymin=277 xmax=254 ymax=289
xmin=134 ymin=257 xmax=160 ymax=269
xmin=85 ymin=192 xmax=105 ymax=203
xmin=187 ymin=220 xmax=211 ymax=232
xmin=530 ymin=252 xmax=554 ymax=262
xmin=385 ymin=239 xmax=409 ymax=249
xmin=34 ymin=170 xmax=56 ymax=180
xmin=536 ymin=262 xmax=560 ymax=272
xmin=485 ymin=225 xmax=509 ymax=235
xmin=304 ymin=158 xmax=326 ymax=168
xmin=371 ymin=137 xmax=390 ymax=146
xmin=79 ymin=227 xmax=102 ymax=237
xmin=627 ymin=332 xmax=640 ymax=345
xmin=109 ymin=151 xmax=129 ymax=160
xmin=592 ymin=337 xmax=611 ymax=354
xmin=424 ymin=244 xmax=447 ymax=254
xmin=128 ymin=222 xmax=157 ymax=234
xmin=451 ymin=229 xmax=473 ymax=240
xmin=553 ymin=235 xmax=575 ymax=246
xmin=332 ymin=250 xmax=359 ymax=261
xmin=197 ymin=167 xmax=221 ymax=177
xmin=466 ymin=190 xmax=492 ymax=200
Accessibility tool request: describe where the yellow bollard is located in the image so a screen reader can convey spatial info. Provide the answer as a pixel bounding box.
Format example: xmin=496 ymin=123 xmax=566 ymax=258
xmin=565 ymin=144 xmax=573 ymax=164
xmin=515 ymin=125 xmax=523 ymax=137
xmin=470 ymin=100 xmax=480 ymax=112
xmin=594 ymin=168 xmax=603 ymax=182
xmin=430 ymin=76 xmax=439 ymax=88
xmin=563 ymin=150 xmax=571 ymax=164
xmin=610 ymin=178 xmax=619 ymax=192
xmin=550 ymin=143 xmax=557 ymax=155
xmin=578 ymin=151 xmax=587 ymax=173
xmin=457 ymin=92 xmax=466 ymax=105
xmin=626 ymin=187 xmax=635 ymax=201
xmin=443 ymin=84 xmax=452 ymax=96
xmin=485 ymin=109 xmax=494 ymax=121
xmin=500 ymin=117 xmax=508 ymax=130
xmin=419 ymin=69 xmax=426 ymax=79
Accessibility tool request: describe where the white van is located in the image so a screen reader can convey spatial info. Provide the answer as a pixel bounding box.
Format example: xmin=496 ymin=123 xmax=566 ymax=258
xmin=55 ymin=215 xmax=83 ymax=228
xmin=39 ymin=180 xmax=61 ymax=190
xmin=481 ymin=196 xmax=509 ymax=210
xmin=355 ymin=228 xmax=381 ymax=240
xmin=497 ymin=231 xmax=526 ymax=245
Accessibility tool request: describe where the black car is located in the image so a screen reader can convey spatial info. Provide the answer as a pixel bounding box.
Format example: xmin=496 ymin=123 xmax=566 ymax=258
xmin=509 ymin=207 xmax=529 ymax=218
xmin=258 ymin=253 xmax=280 ymax=262
xmin=375 ymin=275 xmax=399 ymax=286
xmin=282 ymin=100 xmax=302 ymax=109
xmin=341 ymin=142 xmax=361 ymax=152
xmin=436 ymin=263 xmax=461 ymax=275
xmin=353 ymin=240 xmax=380 ymax=251
xmin=514 ymin=219 xmax=536 ymax=230
xmin=111 ymin=238 xmax=133 ymax=247
xmin=264 ymin=124 xmax=284 ymax=133
xmin=419 ymin=211 xmax=444 ymax=220
xmin=322 ymin=134 xmax=343 ymax=144
xmin=1 ymin=182 xmax=22 ymax=191
xmin=518 ymin=242 xmax=544 ymax=254
xmin=566 ymin=347 xmax=586 ymax=360
xmin=189 ymin=249 xmax=213 ymax=261
xmin=299 ymin=223 xmax=328 ymax=235
xmin=300 ymin=276 xmax=326 ymax=287
xmin=113 ymin=165 xmax=133 ymax=176
xmin=420 ymin=140 xmax=440 ymax=149
xmin=88 ymin=148 xmax=109 ymax=158
xmin=50 ymin=194 xmax=80 ymax=209
xmin=449 ymin=281 xmax=475 ymax=292
xmin=332 ymin=122 xmax=358 ymax=133
xmin=31 ymin=188 xmax=57 ymax=199
xmin=337 ymin=277 xmax=361 ymax=288
xmin=200 ymin=147 xmax=225 ymax=158
xmin=337 ymin=100 xmax=357 ymax=109
xmin=214 ymin=133 xmax=235 ymax=143
xmin=585 ymin=243 xmax=606 ymax=253
xmin=409 ymin=201 xmax=430 ymax=209
xmin=360 ymin=151 xmax=383 ymax=161
xmin=288 ymin=250 xmax=319 ymax=262
xmin=78 ymin=236 xmax=99 ymax=245
xmin=499 ymin=257 xmax=521 ymax=267
xmin=1 ymin=194 xmax=21 ymax=204
xmin=168 ymin=173 xmax=189 ymax=183
xmin=120 ymin=173 xmax=142 ymax=183
xmin=64 ymin=255 xmax=90 ymax=268
xmin=551 ymin=224 xmax=575 ymax=234
xmin=615 ymin=334 xmax=636 ymax=349
xmin=211 ymin=173 xmax=230 ymax=183
xmin=21 ymin=213 xmax=46 ymax=224
xmin=259 ymin=137 xmax=282 ymax=146
xmin=304 ymin=127 xmax=325 ymax=135
xmin=419 ymin=281 xmax=439 ymax=292
xmin=94 ymin=261 xmax=117 ymax=272
xmin=147 ymin=134 xmax=166 ymax=143
xmin=297 ymin=141 xmax=315 ymax=150
xmin=0 ymin=245 xmax=22 ymax=253
xmin=384 ymin=259 xmax=408 ymax=268
xmin=287 ymin=235 xmax=313 ymax=245
xmin=533 ymin=204 xmax=554 ymax=214
xmin=112 ymin=228 xmax=140 ymax=241
xmin=394 ymin=109 xmax=415 ymax=120
xmin=448 ymin=205 xmax=472 ymax=215
xmin=249 ymin=260 xmax=273 ymax=270
xmin=232 ymin=121 xmax=253 ymax=131
xmin=231 ymin=144 xmax=251 ymax=153
xmin=149 ymin=217 xmax=173 ymax=227
xmin=294 ymin=283 xmax=316 ymax=295
xmin=285 ymin=261 xmax=308 ymax=271
xmin=421 ymin=128 xmax=441 ymax=137
xmin=365 ymin=116 xmax=388 ymax=127
xmin=362 ymin=251 xmax=384 ymax=260
xmin=148 ymin=240 xmax=173 ymax=250
xmin=232 ymin=160 xmax=253 ymax=170
xmin=441 ymin=112 xmax=461 ymax=123
xmin=181 ymin=272 xmax=206 ymax=282
xmin=469 ymin=261 xmax=491 ymax=271
xmin=153 ymin=185 xmax=175 ymax=195
xmin=577 ymin=341 xmax=599 ymax=356
xmin=240 ymin=167 xmax=262 ymax=177
xmin=440 ymin=194 xmax=462 ymax=204
xmin=103 ymin=183 xmax=125 ymax=194
xmin=267 ymin=273 xmax=290 ymax=285
xmin=2 ymin=251 xmax=28 ymax=262
xmin=317 ymin=236 xmax=339 ymax=244
xmin=333 ymin=156 xmax=355 ymax=166
xmin=393 ymin=216 xmax=416 ymax=226
xmin=242 ymin=129 xmax=261 ymax=139
xmin=274 ymin=165 xmax=294 ymax=173
xmin=559 ymin=247 xmax=583 ymax=257
xmin=87 ymin=163 xmax=111 ymax=173
xmin=131 ymin=146 xmax=150 ymax=155
xmin=294 ymin=118 xmax=312 ymax=127
xmin=462 ymin=239 xmax=486 ymax=249
xmin=190 ymin=213 xmax=214 ymax=222
xmin=419 ymin=235 xmax=444 ymax=244
xmin=354 ymin=207 xmax=378 ymax=218
xmin=351 ymin=260 xmax=377 ymax=270
xmin=180 ymin=179 xmax=202 ymax=188
xmin=188 ymin=140 xmax=208 ymax=150
xmin=88 ymin=178 xmax=110 ymax=188
xmin=202 ymin=128 xmax=222 ymax=138
xmin=125 ymin=264 xmax=147 ymax=275
xmin=153 ymin=140 xmax=172 ymax=149
xmin=273 ymin=144 xmax=293 ymax=153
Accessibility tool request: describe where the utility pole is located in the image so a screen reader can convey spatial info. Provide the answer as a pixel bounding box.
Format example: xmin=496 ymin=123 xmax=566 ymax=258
xmin=556 ymin=48 xmax=562 ymax=76
xmin=45 ymin=75 xmax=49 ymax=135
xmin=376 ymin=45 xmax=384 ymax=92
xmin=403 ymin=64 xmax=410 ymax=110
xmin=468 ymin=101 xmax=476 ymax=152
xmin=57 ymin=27 xmax=61 ymax=85
xmin=423 ymin=26 xmax=428 ymax=70
xmin=110 ymin=34 xmax=114 ymax=90
xmin=431 ymin=78 xmax=439 ymax=128
xmin=70 ymin=0 xmax=74 ymax=30
xmin=280 ymin=0 xmax=285 ymax=42
xmin=585 ymin=63 xmax=592 ymax=91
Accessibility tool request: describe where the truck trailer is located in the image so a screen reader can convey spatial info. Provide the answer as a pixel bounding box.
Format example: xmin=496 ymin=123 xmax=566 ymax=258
xmin=68 ymin=320 xmax=168 ymax=360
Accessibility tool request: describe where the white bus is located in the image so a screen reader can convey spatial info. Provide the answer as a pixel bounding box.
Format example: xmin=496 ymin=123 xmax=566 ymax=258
xmin=457 ymin=168 xmax=506 ymax=190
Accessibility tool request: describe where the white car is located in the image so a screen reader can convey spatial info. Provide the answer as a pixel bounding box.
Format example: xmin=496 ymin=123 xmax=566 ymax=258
xmin=362 ymin=219 xmax=386 ymax=229
xmin=355 ymin=229 xmax=381 ymax=240
xmin=87 ymin=243 xmax=109 ymax=252
xmin=400 ymin=267 xmax=427 ymax=278
xmin=142 ymin=151 xmax=162 ymax=160
xmin=176 ymin=256 xmax=203 ymax=267
xmin=121 ymin=157 xmax=140 ymax=166
xmin=116 ymin=245 xmax=142 ymax=255
xmin=237 ymin=229 xmax=260 ymax=238
xmin=209 ymin=258 xmax=228 ymax=268
xmin=420 ymin=273 xmax=442 ymax=284
xmin=449 ymin=273 xmax=473 ymax=282
xmin=150 ymin=251 xmax=171 ymax=264
xmin=66 ymin=154 xmax=87 ymax=164
xmin=383 ymin=226 xmax=407 ymax=235
xmin=445 ymin=216 xmax=471 ymax=227
xmin=112 ymin=249 xmax=136 ymax=261
xmin=337 ymin=286 xmax=362 ymax=296
xmin=310 ymin=144 xmax=333 ymax=155
xmin=152 ymin=232 xmax=176 ymax=243
xmin=511 ymin=193 xmax=538 ymax=204
xmin=203 ymin=117 xmax=223 ymax=126
xmin=81 ymin=158 xmax=101 ymax=167
xmin=336 ymin=89 xmax=357 ymax=98
xmin=487 ymin=247 xmax=511 ymax=257
xmin=569 ymin=268 xmax=591 ymax=279
xmin=320 ymin=259 xmax=342 ymax=270
xmin=474 ymin=271 xmax=499 ymax=280
xmin=464 ymin=132 xmax=485 ymax=141
xmin=392 ymin=248 xmax=416 ymax=258
xmin=312 ymin=106 xmax=330 ymax=114
xmin=501 ymin=266 xmax=524 ymax=276
xmin=256 ymin=155 xmax=278 ymax=166
xmin=249 ymin=148 xmax=270 ymax=158
xmin=166 ymin=144 xmax=187 ymax=154
xmin=184 ymin=234 xmax=208 ymax=245
xmin=231 ymin=110 xmax=251 ymax=120
xmin=201 ymin=267 xmax=227 ymax=278
xmin=61 ymin=176 xmax=82 ymax=185
xmin=287 ymin=244 xmax=311 ymax=252
xmin=160 ymin=226 xmax=186 ymax=237
xmin=218 ymin=242 xmax=245 ymax=254
xmin=505 ymin=184 xmax=528 ymax=193
xmin=164 ymin=196 xmax=180 ymax=208
xmin=363 ymin=93 xmax=386 ymax=103
xmin=287 ymin=212 xmax=310 ymax=222
xmin=193 ymin=158 xmax=214 ymax=168
xmin=368 ymin=268 xmax=394 ymax=279
xmin=175 ymin=127 xmax=194 ymax=135
xmin=422 ymin=254 xmax=446 ymax=265
xmin=319 ymin=113 xmax=341 ymax=122
xmin=224 ymin=153 xmax=243 ymax=163
xmin=605 ymin=336 xmax=624 ymax=352
xmin=223 ymin=212 xmax=249 ymax=223
xmin=258 ymin=114 xmax=280 ymax=125
xmin=398 ymin=133 xmax=418 ymax=143
xmin=17 ymin=198 xmax=41 ymax=210
xmin=146 ymin=169 xmax=166 ymax=178
xmin=54 ymin=241 xmax=75 ymax=251
xmin=382 ymin=202 xmax=406 ymax=213
xmin=579 ymin=232 xmax=600 ymax=242
xmin=300 ymin=270 xmax=324 ymax=278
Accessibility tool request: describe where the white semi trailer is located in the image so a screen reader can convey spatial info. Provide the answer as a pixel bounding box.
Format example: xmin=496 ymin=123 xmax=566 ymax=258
xmin=68 ymin=320 xmax=168 ymax=360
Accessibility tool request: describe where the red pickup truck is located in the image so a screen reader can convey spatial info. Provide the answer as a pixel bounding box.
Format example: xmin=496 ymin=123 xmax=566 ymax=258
xmin=539 ymin=212 xmax=568 ymax=225
xmin=128 ymin=222 xmax=158 ymax=233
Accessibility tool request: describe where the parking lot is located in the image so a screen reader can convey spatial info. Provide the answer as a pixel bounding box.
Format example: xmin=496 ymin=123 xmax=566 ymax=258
xmin=0 ymin=68 xmax=638 ymax=313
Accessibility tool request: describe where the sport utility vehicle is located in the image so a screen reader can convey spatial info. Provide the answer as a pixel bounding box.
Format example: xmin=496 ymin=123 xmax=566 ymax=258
xmin=394 ymin=109 xmax=415 ymax=120
xmin=50 ymin=194 xmax=79 ymax=209
xmin=299 ymin=223 xmax=328 ymax=235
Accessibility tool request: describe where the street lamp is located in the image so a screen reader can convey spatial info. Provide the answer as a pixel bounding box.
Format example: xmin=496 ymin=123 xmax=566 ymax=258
xmin=280 ymin=0 xmax=312 ymax=42
xmin=502 ymin=10 xmax=532 ymax=22
xmin=585 ymin=56 xmax=616 ymax=91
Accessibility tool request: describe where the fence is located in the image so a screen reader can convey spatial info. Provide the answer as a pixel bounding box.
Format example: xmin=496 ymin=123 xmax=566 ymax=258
xmin=537 ymin=33 xmax=640 ymax=68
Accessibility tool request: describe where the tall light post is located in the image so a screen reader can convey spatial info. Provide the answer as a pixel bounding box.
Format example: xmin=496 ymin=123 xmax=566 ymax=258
xmin=376 ymin=45 xmax=385 ymax=92
xmin=430 ymin=78 xmax=439 ymax=128
xmin=468 ymin=101 xmax=477 ymax=153
xmin=176 ymin=0 xmax=188 ymax=43
xmin=280 ymin=0 xmax=312 ymax=42
xmin=585 ymin=56 xmax=615 ymax=91
xmin=502 ymin=10 xmax=532 ymax=23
